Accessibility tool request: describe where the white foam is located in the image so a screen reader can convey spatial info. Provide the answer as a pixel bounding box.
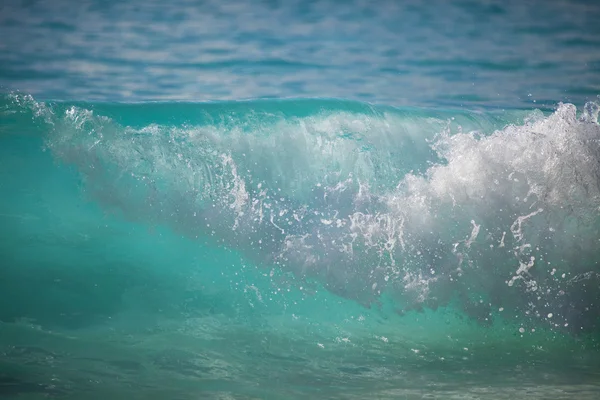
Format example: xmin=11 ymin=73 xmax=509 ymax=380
xmin=38 ymin=96 xmax=600 ymax=329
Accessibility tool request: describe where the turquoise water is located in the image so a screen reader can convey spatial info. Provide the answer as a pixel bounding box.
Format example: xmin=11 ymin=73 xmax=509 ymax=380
xmin=1 ymin=1 xmax=600 ymax=399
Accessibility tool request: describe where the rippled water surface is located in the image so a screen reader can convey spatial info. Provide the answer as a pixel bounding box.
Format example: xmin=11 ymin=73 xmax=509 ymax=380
xmin=1 ymin=0 xmax=599 ymax=107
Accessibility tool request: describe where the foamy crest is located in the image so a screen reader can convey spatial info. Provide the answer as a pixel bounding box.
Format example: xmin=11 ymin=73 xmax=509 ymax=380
xmin=18 ymin=94 xmax=599 ymax=333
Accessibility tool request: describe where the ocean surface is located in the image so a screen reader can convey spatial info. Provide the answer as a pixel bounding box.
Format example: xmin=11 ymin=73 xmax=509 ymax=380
xmin=1 ymin=0 xmax=600 ymax=399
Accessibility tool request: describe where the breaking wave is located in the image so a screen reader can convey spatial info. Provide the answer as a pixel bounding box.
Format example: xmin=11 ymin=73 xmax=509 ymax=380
xmin=3 ymin=93 xmax=600 ymax=335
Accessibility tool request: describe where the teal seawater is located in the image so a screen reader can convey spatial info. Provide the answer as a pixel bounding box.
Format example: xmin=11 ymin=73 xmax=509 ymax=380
xmin=1 ymin=93 xmax=600 ymax=399
xmin=1 ymin=0 xmax=600 ymax=398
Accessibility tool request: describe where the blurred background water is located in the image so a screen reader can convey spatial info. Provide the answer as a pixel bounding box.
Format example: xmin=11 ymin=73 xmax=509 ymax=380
xmin=1 ymin=1 xmax=600 ymax=399
xmin=1 ymin=0 xmax=599 ymax=107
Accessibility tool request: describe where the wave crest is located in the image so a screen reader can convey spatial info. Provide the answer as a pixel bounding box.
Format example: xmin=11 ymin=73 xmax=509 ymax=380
xmin=6 ymin=93 xmax=600 ymax=334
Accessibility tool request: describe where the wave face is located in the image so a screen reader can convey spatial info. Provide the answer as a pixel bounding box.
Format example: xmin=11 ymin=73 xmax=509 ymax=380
xmin=1 ymin=93 xmax=600 ymax=397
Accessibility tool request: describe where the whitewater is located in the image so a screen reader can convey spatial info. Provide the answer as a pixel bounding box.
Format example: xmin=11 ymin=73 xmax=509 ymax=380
xmin=1 ymin=92 xmax=599 ymax=398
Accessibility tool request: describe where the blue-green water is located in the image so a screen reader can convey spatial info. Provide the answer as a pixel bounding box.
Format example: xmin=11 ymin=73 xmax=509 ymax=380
xmin=1 ymin=1 xmax=600 ymax=399
xmin=1 ymin=0 xmax=600 ymax=107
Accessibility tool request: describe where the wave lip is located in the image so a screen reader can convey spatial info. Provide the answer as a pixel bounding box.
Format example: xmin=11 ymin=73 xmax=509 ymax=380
xmin=4 ymin=93 xmax=600 ymax=336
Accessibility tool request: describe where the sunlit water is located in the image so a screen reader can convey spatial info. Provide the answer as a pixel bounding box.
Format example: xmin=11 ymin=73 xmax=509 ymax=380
xmin=1 ymin=1 xmax=600 ymax=399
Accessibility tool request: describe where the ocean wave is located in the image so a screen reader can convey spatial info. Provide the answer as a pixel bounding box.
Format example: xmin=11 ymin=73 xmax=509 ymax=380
xmin=3 ymin=93 xmax=600 ymax=335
